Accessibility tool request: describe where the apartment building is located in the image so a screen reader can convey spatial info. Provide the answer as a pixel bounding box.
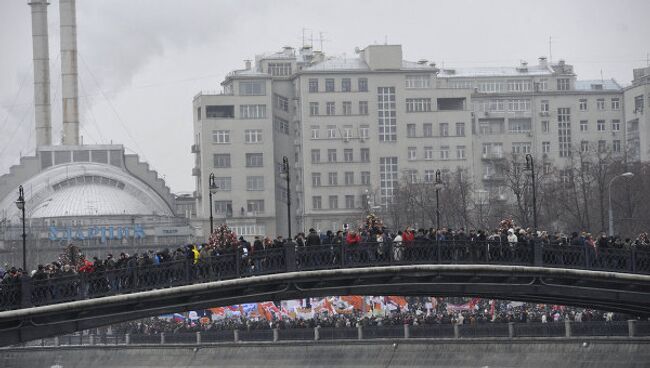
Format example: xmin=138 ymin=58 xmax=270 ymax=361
xmin=193 ymin=44 xmax=644 ymax=239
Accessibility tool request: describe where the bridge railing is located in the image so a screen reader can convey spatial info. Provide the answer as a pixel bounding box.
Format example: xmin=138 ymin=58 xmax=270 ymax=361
xmin=17 ymin=320 xmax=650 ymax=347
xmin=1 ymin=241 xmax=650 ymax=311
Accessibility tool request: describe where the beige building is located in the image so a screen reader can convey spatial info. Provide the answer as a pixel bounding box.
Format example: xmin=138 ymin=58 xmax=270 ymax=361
xmin=192 ymin=44 xmax=645 ymax=239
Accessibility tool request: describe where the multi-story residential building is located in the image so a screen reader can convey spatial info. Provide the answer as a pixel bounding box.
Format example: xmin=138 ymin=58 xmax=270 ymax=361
xmin=193 ymin=44 xmax=643 ymax=239
xmin=438 ymin=58 xmax=626 ymax=202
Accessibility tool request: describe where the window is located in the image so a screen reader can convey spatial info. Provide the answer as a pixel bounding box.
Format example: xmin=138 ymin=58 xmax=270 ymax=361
xmin=311 ymin=126 xmax=320 ymax=139
xmin=379 ymin=157 xmax=398 ymax=203
xmin=613 ymin=140 xmax=621 ymax=153
xmin=423 ymin=123 xmax=433 ymax=137
xmin=328 ymin=172 xmax=338 ymax=186
xmin=309 ymin=78 xmax=319 ymax=93
xmin=327 ymin=149 xmax=337 ymax=162
xmin=310 ymin=102 xmax=319 ymax=116
xmin=212 ymin=130 xmax=230 ymax=144
xmin=541 ymin=100 xmax=549 ymax=112
xmin=580 ymin=120 xmax=588 ymax=132
xmin=406 ymin=170 xmax=418 ymax=183
xmin=507 ymin=79 xmax=531 ymax=92
xmin=324 ymin=78 xmax=335 ymax=92
xmin=239 ymin=80 xmax=266 ymax=96
xmin=378 ymin=87 xmax=397 ymax=142
xmin=311 ymin=149 xmax=321 ymax=163
xmin=246 ymin=200 xmax=265 ymax=213
xmin=634 ymin=95 xmax=644 ymax=112
xmin=542 ymin=141 xmax=550 ymax=154
xmin=344 ymin=172 xmax=354 ymax=185
xmin=538 ymin=79 xmax=548 ymax=91
xmin=244 ymin=129 xmax=262 ymax=143
xmin=597 ymin=120 xmax=606 ymax=131
xmin=580 ymin=141 xmax=590 ymax=153
xmin=512 ymin=142 xmax=531 ymax=154
xmin=312 ymin=196 xmax=322 ymax=209
xmin=407 ymin=124 xmax=416 ymax=137
xmin=456 ymin=122 xmax=465 ymax=136
xmin=246 ymin=176 xmax=264 ymax=191
xmin=456 ymin=145 xmax=466 ymax=159
xmin=214 ymin=201 xmax=232 ymax=216
xmin=345 ymin=195 xmax=355 ymax=209
xmin=611 ymin=98 xmax=620 ymax=110
xmin=440 ymin=123 xmax=449 ymax=137
xmin=197 ymin=107 xmax=201 ymax=120
xmin=343 ymin=101 xmax=352 ymax=115
xmin=240 ymin=104 xmax=266 ymax=119
xmin=478 ymin=80 xmax=505 ymax=93
xmin=558 ymin=108 xmax=571 ymax=157
xmin=327 ymin=125 xmax=336 ymax=138
xmin=405 ymin=74 xmax=431 ymax=89
xmin=508 ymin=99 xmax=530 ymax=111
xmin=213 ymin=154 xmax=231 ymax=168
xmin=245 ymin=153 xmax=263 ymax=167
xmin=361 ymin=148 xmax=370 ymax=162
xmin=329 ymin=195 xmax=338 ymax=209
xmin=361 ymin=171 xmax=371 ymax=185
xmin=341 ymin=78 xmax=351 ymax=92
xmin=579 ymin=99 xmax=587 ymax=111
xmin=359 ymin=101 xmax=368 ymax=115
xmin=598 ymin=140 xmax=607 ymax=153
xmin=542 ymin=120 xmax=550 ymax=133
xmin=267 ymin=63 xmax=291 ymax=76
xmin=274 ymin=94 xmax=289 ymax=112
xmin=612 ymin=119 xmax=620 ymax=131
xmin=214 ymin=177 xmax=231 ymax=191
xmin=326 ymin=102 xmax=336 ymax=115
xmin=424 ymin=170 xmax=434 ymax=183
xmin=274 ymin=117 xmax=289 ymax=135
xmin=359 ymin=125 xmax=369 ymax=139
xmin=408 ymin=147 xmax=417 ymax=160
xmin=597 ymin=98 xmax=605 ymax=110
xmin=343 ymin=126 xmax=352 ymax=140
xmin=358 ymin=78 xmax=368 ymax=92
xmin=312 ymin=173 xmax=321 ymax=187
xmin=440 ymin=146 xmax=449 ymax=160
xmin=406 ymin=98 xmax=432 ymax=112
xmin=344 ymin=149 xmax=353 ymax=162
xmin=557 ymin=78 xmax=570 ymax=91
xmin=424 ymin=146 xmax=433 ymax=160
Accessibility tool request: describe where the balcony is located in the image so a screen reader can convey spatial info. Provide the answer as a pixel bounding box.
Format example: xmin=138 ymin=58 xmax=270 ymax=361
xmin=191 ymin=144 xmax=200 ymax=154
xmin=191 ymin=167 xmax=201 ymax=176
xmin=481 ymin=152 xmax=504 ymax=160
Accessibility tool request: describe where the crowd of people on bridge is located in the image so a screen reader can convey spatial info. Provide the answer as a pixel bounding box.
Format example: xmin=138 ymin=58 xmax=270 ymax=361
xmin=2 ymin=215 xmax=650 ymax=308
xmin=108 ymin=297 xmax=627 ymax=336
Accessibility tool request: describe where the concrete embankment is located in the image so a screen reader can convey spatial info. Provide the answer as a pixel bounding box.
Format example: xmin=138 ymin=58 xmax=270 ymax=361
xmin=1 ymin=339 xmax=649 ymax=368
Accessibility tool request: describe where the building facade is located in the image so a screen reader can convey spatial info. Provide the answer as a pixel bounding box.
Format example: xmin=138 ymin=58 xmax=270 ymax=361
xmin=193 ymin=44 xmax=646 ymax=239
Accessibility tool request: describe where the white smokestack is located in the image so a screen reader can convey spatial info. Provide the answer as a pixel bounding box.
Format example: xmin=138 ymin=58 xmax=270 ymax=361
xmin=29 ymin=0 xmax=52 ymax=147
xmin=59 ymin=0 xmax=79 ymax=146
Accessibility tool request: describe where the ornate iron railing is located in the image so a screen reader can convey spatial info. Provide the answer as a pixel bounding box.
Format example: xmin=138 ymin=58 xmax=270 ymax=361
xmin=1 ymin=240 xmax=649 ymax=311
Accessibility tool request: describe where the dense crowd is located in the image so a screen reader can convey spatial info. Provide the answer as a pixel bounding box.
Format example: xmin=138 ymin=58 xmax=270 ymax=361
xmin=110 ymin=298 xmax=628 ymax=336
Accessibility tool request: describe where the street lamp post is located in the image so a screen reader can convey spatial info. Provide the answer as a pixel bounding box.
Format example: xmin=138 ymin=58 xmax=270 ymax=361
xmin=434 ymin=170 xmax=443 ymax=230
xmin=608 ymin=172 xmax=634 ymax=237
xmin=281 ymin=156 xmax=291 ymax=240
xmin=208 ymin=173 xmax=219 ymax=235
xmin=15 ymin=185 xmax=26 ymax=272
xmin=525 ymin=154 xmax=538 ymax=230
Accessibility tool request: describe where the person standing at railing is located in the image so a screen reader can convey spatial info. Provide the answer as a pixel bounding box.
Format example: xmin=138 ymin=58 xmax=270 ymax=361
xmin=393 ymin=231 xmax=403 ymax=262
xmin=306 ymin=228 xmax=321 ymax=247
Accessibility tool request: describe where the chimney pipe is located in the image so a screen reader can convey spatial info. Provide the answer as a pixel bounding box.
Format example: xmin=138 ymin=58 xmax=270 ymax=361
xmin=60 ymin=0 xmax=79 ymax=146
xmin=29 ymin=0 xmax=52 ymax=147
xmin=244 ymin=60 xmax=251 ymax=70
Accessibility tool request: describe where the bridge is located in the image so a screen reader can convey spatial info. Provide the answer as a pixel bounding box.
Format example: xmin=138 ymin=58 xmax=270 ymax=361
xmin=1 ymin=241 xmax=649 ymax=346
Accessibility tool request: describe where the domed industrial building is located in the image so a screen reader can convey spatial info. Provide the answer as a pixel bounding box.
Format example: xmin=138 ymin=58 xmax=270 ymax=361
xmin=0 ymin=0 xmax=193 ymax=269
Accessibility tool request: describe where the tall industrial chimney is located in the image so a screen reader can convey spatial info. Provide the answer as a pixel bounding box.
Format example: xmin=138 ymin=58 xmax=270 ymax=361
xmin=29 ymin=0 xmax=52 ymax=147
xmin=59 ymin=0 xmax=79 ymax=145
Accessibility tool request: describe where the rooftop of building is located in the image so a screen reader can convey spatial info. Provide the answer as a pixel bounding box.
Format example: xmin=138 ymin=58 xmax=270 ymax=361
xmin=438 ymin=64 xmax=554 ymax=78
xmin=575 ymin=79 xmax=622 ymax=91
xmin=302 ymin=56 xmax=435 ymax=72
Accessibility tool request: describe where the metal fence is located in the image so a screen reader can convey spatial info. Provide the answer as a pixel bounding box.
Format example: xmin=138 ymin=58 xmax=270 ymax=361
xmin=17 ymin=321 xmax=650 ymax=348
xmin=2 ymin=241 xmax=650 ymax=310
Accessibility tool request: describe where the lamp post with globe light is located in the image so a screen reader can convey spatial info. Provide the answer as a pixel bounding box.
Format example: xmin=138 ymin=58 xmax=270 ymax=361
xmin=15 ymin=185 xmax=26 ymax=272
xmin=434 ymin=170 xmax=444 ymax=230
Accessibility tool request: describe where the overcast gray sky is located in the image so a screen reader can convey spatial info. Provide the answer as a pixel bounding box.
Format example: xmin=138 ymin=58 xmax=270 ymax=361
xmin=1 ymin=0 xmax=648 ymax=193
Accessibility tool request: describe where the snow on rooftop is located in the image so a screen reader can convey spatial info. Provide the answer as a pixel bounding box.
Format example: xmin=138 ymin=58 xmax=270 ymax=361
xmin=438 ymin=65 xmax=554 ymax=78
xmin=575 ymin=79 xmax=621 ymax=91
xmin=304 ymin=56 xmax=438 ymax=72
